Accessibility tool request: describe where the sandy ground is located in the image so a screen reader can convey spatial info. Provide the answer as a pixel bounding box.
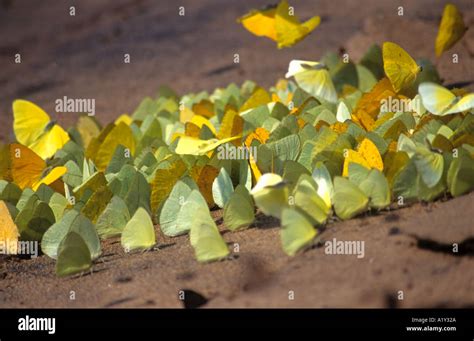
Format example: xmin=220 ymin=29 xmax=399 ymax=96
xmin=0 ymin=0 xmax=473 ymax=308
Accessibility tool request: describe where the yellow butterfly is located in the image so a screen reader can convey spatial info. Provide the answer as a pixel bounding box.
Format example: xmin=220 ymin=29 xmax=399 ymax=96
xmin=418 ymin=82 xmax=474 ymax=116
xmin=8 ymin=143 xmax=66 ymax=191
xmin=86 ymin=122 xmax=136 ymax=171
xmin=435 ymin=4 xmax=467 ymax=57
xmin=190 ymin=164 xmax=220 ymax=207
xmin=343 ymin=138 xmax=383 ymax=177
xmin=0 ymin=201 xmax=19 ymax=255
xmin=245 ymin=127 xmax=270 ymax=182
xmin=114 ymin=114 xmax=133 ymax=126
xmin=13 ymin=100 xmax=69 ymax=160
xmin=382 ymin=42 xmax=421 ymax=93
xmin=238 ymin=1 xmax=321 ymax=48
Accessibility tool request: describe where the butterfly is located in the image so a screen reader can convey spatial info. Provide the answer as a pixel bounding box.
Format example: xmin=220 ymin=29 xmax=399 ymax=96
xmin=285 ymin=60 xmax=338 ymax=103
xmin=250 ymin=173 xmax=288 ymax=219
xmin=0 ymin=200 xmax=20 ymax=255
xmin=121 ymin=207 xmax=156 ymax=252
xmin=223 ymin=185 xmax=255 ymax=231
xmin=382 ymin=42 xmax=421 ymax=93
xmin=435 ymin=4 xmax=467 ymax=57
xmin=7 ymin=143 xmax=67 ymax=191
xmin=41 ymin=209 xmax=101 ymax=260
xmin=342 ymin=138 xmax=384 ymax=177
xmin=336 ymin=101 xmax=352 ymax=122
xmin=238 ymin=1 xmax=321 ymax=48
xmin=292 ymin=173 xmax=330 ymax=225
xmin=281 ymin=207 xmax=317 ymax=256
xmin=175 ymin=136 xmax=240 ymax=156
xmin=13 ymin=100 xmax=70 ymax=160
xmin=347 ymin=165 xmax=391 ymax=209
xmin=333 ymin=177 xmax=369 ymax=220
xmin=418 ymin=82 xmax=474 ymax=116
xmin=56 ymin=231 xmax=92 ymax=277
xmin=189 ymin=204 xmax=229 ymax=263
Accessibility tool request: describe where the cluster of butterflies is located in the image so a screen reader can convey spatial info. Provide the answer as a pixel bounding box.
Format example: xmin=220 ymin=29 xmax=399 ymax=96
xmin=0 ymin=2 xmax=473 ymax=277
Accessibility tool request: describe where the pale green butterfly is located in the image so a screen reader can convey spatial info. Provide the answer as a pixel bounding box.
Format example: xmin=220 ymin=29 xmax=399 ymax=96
xmin=189 ymin=207 xmax=229 ymax=263
xmin=333 ymin=176 xmax=369 ymax=220
xmin=212 ymin=167 xmax=234 ymax=209
xmin=56 ymin=231 xmax=92 ymax=277
xmin=95 ymin=196 xmax=130 ymax=240
xmin=281 ymin=207 xmax=317 ymax=256
xmin=348 ymin=164 xmax=390 ymax=209
xmin=293 ymin=174 xmax=329 ymax=225
xmin=419 ymin=82 xmax=474 ymax=116
xmin=223 ymin=185 xmax=255 ymax=231
xmin=121 ymin=207 xmax=156 ymax=252
xmin=250 ymin=173 xmax=288 ymax=219
xmin=447 ymin=151 xmax=474 ymax=197
xmin=286 ymin=60 xmax=338 ymax=103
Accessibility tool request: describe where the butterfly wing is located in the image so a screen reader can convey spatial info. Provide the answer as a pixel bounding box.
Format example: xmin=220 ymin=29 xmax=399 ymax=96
xmin=333 ymin=177 xmax=369 ymax=220
xmin=418 ymin=82 xmax=456 ymax=116
xmin=275 ymin=0 xmax=320 ymax=48
xmin=343 ymin=149 xmax=371 ymax=177
xmin=336 ymin=101 xmax=352 ymax=122
xmin=383 ymin=42 xmax=420 ymax=92
xmin=238 ymin=6 xmax=277 ymax=41
xmin=32 ymin=166 xmax=67 ymax=191
xmin=56 ymin=231 xmax=92 ymax=277
xmin=287 ymin=61 xmax=337 ymax=103
xmin=281 ymin=208 xmax=317 ymax=256
xmin=435 ymin=4 xmax=467 ymax=57
xmin=357 ymin=138 xmax=383 ymax=171
xmin=189 ymin=207 xmax=229 ymax=262
xmin=444 ymin=93 xmax=474 ymax=115
xmin=300 ymin=15 xmax=321 ymax=33
xmin=121 ymin=207 xmax=156 ymax=252
xmin=13 ymin=100 xmax=51 ymax=147
xmin=175 ymin=136 xmax=240 ymax=155
xmin=9 ymin=143 xmax=45 ymax=190
xmin=29 ymin=124 xmax=70 ymax=160
xmin=223 ymin=188 xmax=255 ymax=231
xmin=312 ymin=162 xmax=333 ymax=208
xmin=0 ymin=201 xmax=20 ymax=255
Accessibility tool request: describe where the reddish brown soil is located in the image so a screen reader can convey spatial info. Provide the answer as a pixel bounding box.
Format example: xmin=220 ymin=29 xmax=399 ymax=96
xmin=0 ymin=0 xmax=473 ymax=308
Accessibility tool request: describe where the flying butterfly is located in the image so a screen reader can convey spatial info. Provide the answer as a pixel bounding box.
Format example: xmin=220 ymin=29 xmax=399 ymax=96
xmin=238 ymin=1 xmax=321 ymax=48
xmin=435 ymin=3 xmax=467 ymax=57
